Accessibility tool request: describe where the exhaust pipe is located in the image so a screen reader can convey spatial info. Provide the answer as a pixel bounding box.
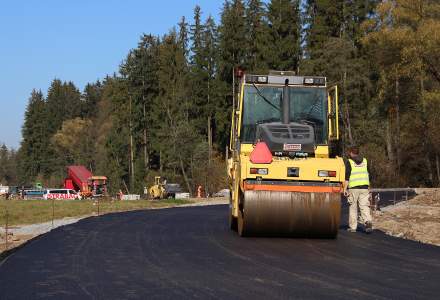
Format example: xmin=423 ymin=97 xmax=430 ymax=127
xmin=282 ymin=79 xmax=290 ymax=124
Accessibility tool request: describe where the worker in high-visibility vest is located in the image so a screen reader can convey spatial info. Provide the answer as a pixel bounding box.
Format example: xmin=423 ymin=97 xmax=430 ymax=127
xmin=343 ymin=145 xmax=373 ymax=233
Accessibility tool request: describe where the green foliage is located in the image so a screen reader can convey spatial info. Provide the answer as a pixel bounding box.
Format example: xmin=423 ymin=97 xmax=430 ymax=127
xmin=362 ymin=0 xmax=440 ymax=186
xmin=18 ymin=90 xmax=49 ymax=182
xmin=218 ymin=0 xmax=247 ymax=82
xmin=266 ymin=0 xmax=301 ymax=71
xmin=245 ymin=0 xmax=270 ymax=72
xmin=51 ymin=118 xmax=94 ymax=167
xmin=0 ymin=144 xmax=17 ymax=185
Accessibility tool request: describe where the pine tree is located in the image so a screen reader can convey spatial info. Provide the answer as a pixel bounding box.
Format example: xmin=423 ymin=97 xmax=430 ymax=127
xmin=0 ymin=144 xmax=11 ymax=184
xmin=304 ymin=0 xmax=345 ymax=60
xmin=178 ymin=16 xmax=189 ymax=57
xmin=99 ymin=76 xmax=131 ymax=192
xmin=245 ymin=0 xmax=269 ymax=73
xmin=82 ymin=81 xmax=102 ymax=119
xmin=153 ymin=29 xmax=202 ymax=194
xmin=45 ymin=79 xmax=82 ymax=134
xmin=218 ymin=0 xmax=247 ymax=83
xmin=18 ymin=90 xmax=48 ymax=182
xmin=266 ymin=0 xmax=301 ymax=72
xmin=189 ymin=5 xmax=208 ymax=133
xmin=120 ymin=34 xmax=161 ymax=191
xmin=1 ymin=145 xmax=17 ymax=185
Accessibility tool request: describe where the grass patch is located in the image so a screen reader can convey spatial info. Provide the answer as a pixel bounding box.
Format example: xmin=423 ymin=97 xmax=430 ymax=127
xmin=0 ymin=198 xmax=194 ymax=226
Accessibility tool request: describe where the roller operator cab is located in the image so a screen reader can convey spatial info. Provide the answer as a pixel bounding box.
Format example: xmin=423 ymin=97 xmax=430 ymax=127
xmin=228 ymin=71 xmax=345 ymax=237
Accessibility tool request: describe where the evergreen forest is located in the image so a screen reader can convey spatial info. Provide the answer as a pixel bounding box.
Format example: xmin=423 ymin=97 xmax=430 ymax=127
xmin=2 ymin=0 xmax=440 ymax=193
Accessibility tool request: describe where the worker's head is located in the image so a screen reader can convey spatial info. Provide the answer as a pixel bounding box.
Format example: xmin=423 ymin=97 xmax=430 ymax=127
xmin=348 ymin=145 xmax=360 ymax=158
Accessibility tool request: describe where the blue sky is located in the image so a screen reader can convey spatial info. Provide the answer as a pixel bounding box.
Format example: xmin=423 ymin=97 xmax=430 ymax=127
xmin=0 ymin=0 xmax=222 ymax=149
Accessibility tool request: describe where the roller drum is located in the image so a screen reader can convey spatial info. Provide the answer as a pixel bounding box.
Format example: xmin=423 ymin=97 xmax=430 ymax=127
xmin=239 ymin=190 xmax=341 ymax=237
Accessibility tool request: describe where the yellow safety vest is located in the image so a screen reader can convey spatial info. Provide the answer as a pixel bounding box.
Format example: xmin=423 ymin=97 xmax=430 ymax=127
xmin=348 ymin=158 xmax=370 ymax=188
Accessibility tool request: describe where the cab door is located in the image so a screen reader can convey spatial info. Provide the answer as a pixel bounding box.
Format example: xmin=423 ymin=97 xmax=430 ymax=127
xmin=327 ymin=86 xmax=339 ymax=141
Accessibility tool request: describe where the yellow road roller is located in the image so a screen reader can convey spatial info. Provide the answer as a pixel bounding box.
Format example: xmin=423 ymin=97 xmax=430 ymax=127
xmin=148 ymin=176 xmax=167 ymax=199
xmin=228 ymin=71 xmax=345 ymax=237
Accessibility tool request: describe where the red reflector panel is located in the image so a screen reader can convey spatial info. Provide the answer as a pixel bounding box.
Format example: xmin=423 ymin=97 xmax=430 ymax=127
xmin=250 ymin=168 xmax=258 ymax=174
xmin=328 ymin=171 xmax=337 ymax=177
xmin=250 ymin=142 xmax=273 ymax=164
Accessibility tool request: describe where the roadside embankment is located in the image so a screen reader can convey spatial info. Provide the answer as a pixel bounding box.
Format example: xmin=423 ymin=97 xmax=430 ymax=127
xmin=373 ymin=189 xmax=440 ymax=246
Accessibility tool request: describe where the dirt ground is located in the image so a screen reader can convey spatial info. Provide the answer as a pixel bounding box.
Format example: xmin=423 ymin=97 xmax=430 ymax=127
xmin=373 ymin=189 xmax=440 ymax=246
xmin=0 ymin=233 xmax=34 ymax=254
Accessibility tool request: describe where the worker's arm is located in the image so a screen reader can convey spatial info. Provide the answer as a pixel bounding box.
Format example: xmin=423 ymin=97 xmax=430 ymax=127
xmin=368 ymin=162 xmax=372 ymax=190
xmin=343 ymin=158 xmax=351 ymax=196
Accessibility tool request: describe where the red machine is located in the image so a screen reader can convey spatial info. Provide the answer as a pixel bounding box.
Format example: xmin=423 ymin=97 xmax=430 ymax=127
xmin=64 ymin=166 xmax=107 ymax=197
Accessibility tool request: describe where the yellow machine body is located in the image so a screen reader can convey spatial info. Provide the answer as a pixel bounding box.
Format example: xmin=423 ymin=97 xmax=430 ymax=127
xmin=148 ymin=176 xmax=167 ymax=199
xmin=228 ymin=72 xmax=345 ymax=237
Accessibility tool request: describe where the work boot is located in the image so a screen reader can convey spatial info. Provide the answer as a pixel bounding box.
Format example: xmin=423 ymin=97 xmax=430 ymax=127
xmin=347 ymin=228 xmax=356 ymax=233
xmin=364 ymin=221 xmax=373 ymax=234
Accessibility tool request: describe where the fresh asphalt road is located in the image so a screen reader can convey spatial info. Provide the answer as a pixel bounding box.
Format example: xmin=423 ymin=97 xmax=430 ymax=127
xmin=0 ymin=204 xmax=439 ymax=299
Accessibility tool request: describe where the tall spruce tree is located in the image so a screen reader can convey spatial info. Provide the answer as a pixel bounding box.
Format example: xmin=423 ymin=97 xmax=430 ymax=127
xmin=18 ymin=90 xmax=48 ymax=182
xmin=0 ymin=145 xmax=17 ymax=185
xmin=266 ymin=0 xmax=302 ymax=72
xmin=99 ymin=76 xmax=131 ymax=192
xmin=218 ymin=0 xmax=247 ymax=83
xmin=154 ymin=29 xmax=197 ymax=194
xmin=82 ymin=81 xmax=102 ymax=119
xmin=45 ymin=79 xmax=82 ymax=134
xmin=190 ymin=5 xmax=208 ymax=133
xmin=245 ymin=0 xmax=270 ymax=73
xmin=304 ymin=0 xmax=345 ymax=59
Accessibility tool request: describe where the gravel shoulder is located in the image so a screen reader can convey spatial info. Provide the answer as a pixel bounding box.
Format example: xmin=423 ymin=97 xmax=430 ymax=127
xmin=373 ymin=189 xmax=440 ymax=246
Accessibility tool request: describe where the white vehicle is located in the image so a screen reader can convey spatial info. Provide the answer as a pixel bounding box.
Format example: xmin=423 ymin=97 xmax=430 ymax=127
xmin=43 ymin=189 xmax=82 ymax=200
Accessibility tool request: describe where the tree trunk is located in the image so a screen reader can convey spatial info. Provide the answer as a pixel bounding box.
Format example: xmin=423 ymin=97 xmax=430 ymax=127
xmin=232 ymin=66 xmax=235 ymax=109
xmin=386 ymin=111 xmax=395 ymax=176
xmin=159 ymin=150 xmax=163 ymax=173
xmin=207 ymin=76 xmax=212 ymax=196
xmin=122 ymin=179 xmax=130 ymax=194
xmin=395 ymin=79 xmax=401 ymax=179
xmin=143 ymin=102 xmax=148 ymax=171
xmin=343 ymin=70 xmax=354 ymax=145
xmin=436 ymin=154 xmax=440 ymax=187
xmin=142 ymin=78 xmax=149 ymax=172
xmin=129 ymin=95 xmax=135 ymax=191
xmin=207 ymin=115 xmax=212 ymax=196
xmin=179 ymin=157 xmax=192 ymax=196
xmin=420 ymin=75 xmax=434 ymax=185
xmin=426 ymin=155 xmax=434 ymax=186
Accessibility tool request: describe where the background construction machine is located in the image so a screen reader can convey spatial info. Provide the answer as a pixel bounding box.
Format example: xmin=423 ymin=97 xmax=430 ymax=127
xmin=64 ymin=165 xmax=108 ymax=198
xmin=148 ymin=176 xmax=167 ymax=199
xmin=228 ymin=71 xmax=345 ymax=237
xmin=148 ymin=176 xmax=182 ymax=199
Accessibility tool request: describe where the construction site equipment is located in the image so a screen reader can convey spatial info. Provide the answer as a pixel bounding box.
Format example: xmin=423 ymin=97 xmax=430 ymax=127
xmin=148 ymin=176 xmax=167 ymax=199
xmin=64 ymin=166 xmax=107 ymax=197
xmin=228 ymin=71 xmax=344 ymax=237
xmin=148 ymin=176 xmax=182 ymax=199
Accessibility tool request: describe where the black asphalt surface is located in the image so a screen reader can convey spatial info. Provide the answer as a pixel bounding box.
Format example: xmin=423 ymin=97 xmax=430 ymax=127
xmin=1 ymin=204 xmax=440 ymax=299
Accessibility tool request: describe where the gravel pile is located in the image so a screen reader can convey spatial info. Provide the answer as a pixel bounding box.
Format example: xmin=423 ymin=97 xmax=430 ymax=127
xmin=374 ymin=190 xmax=440 ymax=246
